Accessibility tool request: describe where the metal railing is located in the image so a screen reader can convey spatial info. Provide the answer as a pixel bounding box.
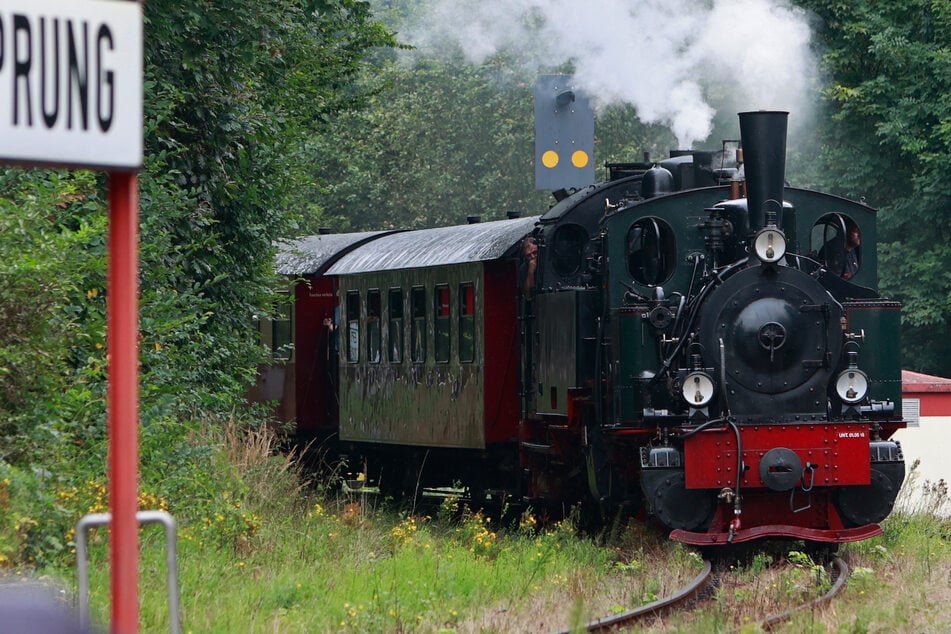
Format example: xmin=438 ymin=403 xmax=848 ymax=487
xmin=75 ymin=510 xmax=181 ymax=634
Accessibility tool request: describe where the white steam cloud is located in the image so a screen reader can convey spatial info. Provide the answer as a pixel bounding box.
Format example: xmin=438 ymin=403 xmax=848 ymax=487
xmin=398 ymin=0 xmax=817 ymax=148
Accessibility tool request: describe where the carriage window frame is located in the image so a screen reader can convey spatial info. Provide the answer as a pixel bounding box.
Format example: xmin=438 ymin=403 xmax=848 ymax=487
xmin=458 ymin=283 xmax=475 ymax=363
xmin=434 ymin=284 xmax=451 ymax=364
xmin=345 ymin=290 xmax=360 ymax=364
xmin=411 ymin=286 xmax=427 ymax=364
xmin=366 ymin=289 xmax=381 ymax=364
xmin=270 ymin=289 xmax=293 ymax=362
xmin=388 ymin=288 xmax=404 ymax=364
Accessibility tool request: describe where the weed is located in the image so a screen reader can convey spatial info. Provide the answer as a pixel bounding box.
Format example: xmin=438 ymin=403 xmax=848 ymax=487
xmin=751 ymin=551 xmax=774 ymax=575
xmin=787 ymin=550 xmax=830 ymax=595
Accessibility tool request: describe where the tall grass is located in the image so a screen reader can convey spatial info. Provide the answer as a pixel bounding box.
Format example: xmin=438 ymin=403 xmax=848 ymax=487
xmin=13 ymin=425 xmax=950 ymax=633
xmin=73 ymin=423 xmax=702 ymax=633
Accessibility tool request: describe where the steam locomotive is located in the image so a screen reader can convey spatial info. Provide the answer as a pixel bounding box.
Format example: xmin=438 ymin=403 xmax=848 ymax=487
xmin=263 ymin=111 xmax=906 ymax=545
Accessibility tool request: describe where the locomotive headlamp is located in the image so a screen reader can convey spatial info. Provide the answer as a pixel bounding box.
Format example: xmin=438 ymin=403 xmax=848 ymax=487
xmin=835 ymin=368 xmax=869 ymax=404
xmin=753 ymin=227 xmax=786 ymax=263
xmin=682 ymin=371 xmax=715 ymax=407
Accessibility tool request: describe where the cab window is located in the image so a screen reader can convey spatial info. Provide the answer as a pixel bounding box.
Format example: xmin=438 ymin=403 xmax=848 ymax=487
xmin=811 ymin=213 xmax=861 ymax=280
xmin=627 ymin=217 xmax=676 ymax=286
xmin=551 ymin=224 xmax=588 ymax=277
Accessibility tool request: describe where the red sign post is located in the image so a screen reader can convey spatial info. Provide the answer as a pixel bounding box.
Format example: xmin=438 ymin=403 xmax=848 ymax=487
xmin=107 ymin=171 xmax=140 ymax=633
xmin=0 ymin=1 xmax=144 ymax=631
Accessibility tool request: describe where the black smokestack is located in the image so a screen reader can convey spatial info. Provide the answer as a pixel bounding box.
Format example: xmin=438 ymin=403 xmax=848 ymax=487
xmin=739 ymin=111 xmax=788 ymax=230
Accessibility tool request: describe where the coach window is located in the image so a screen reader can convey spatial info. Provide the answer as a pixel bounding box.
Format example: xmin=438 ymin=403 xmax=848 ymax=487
xmin=367 ymin=289 xmax=382 ymax=364
xmin=459 ymin=283 xmax=475 ymax=363
xmin=388 ymin=288 xmax=404 ymax=364
xmin=346 ymin=291 xmax=360 ymax=363
xmin=627 ymin=217 xmax=676 ymax=286
xmin=411 ymin=287 xmax=427 ymax=363
xmin=270 ymin=290 xmax=293 ymax=361
xmin=434 ymin=285 xmax=451 ymax=363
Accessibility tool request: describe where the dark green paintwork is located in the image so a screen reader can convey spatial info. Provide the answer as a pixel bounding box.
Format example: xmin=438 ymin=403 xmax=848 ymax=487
xmin=337 ymin=263 xmax=487 ymax=448
xmin=602 ymin=185 xmax=899 ymax=425
xmin=845 ymin=301 xmax=903 ymax=415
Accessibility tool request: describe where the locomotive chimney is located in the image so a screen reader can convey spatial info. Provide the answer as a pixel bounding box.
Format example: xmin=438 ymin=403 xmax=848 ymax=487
xmin=739 ymin=111 xmax=788 ymax=230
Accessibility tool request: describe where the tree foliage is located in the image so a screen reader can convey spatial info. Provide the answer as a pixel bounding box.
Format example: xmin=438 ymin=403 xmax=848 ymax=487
xmin=796 ymin=0 xmax=951 ymax=373
xmin=0 ymin=171 xmax=107 ymax=465
xmin=0 ymin=0 xmax=396 ymax=565
xmin=139 ymin=0 xmax=397 ymax=408
xmin=303 ymin=53 xmax=680 ymax=231
xmin=304 ymin=55 xmax=548 ymax=231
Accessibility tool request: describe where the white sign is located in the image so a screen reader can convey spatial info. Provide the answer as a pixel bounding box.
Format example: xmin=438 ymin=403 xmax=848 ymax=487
xmin=0 ymin=0 xmax=142 ymax=170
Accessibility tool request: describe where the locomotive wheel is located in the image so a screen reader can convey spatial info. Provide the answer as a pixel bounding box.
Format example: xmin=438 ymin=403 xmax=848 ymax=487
xmin=641 ymin=469 xmax=716 ymax=531
xmin=835 ymin=462 xmax=904 ymax=526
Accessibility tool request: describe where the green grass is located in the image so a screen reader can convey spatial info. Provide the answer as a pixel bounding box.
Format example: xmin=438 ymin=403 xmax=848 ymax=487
xmin=47 ymin=421 xmax=698 ymax=633
xmin=7 ymin=425 xmax=950 ymax=634
xmin=74 ymin=493 xmax=701 ymax=633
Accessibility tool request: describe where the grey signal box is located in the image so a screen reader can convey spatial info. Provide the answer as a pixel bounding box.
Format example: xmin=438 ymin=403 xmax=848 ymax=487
xmin=534 ymin=75 xmax=595 ymax=191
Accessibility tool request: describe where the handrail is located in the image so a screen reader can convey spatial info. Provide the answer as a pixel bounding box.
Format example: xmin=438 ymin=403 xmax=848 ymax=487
xmin=76 ymin=510 xmax=181 ymax=634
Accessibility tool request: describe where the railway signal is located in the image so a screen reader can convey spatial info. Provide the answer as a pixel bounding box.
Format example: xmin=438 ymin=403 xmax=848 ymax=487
xmin=534 ymin=74 xmax=594 ymax=191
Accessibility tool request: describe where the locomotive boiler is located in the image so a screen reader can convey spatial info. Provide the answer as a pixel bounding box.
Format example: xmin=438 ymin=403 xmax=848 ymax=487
xmin=268 ymin=110 xmax=906 ymax=546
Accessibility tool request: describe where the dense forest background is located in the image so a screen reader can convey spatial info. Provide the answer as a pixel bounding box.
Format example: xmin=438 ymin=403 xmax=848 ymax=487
xmin=0 ymin=0 xmax=949 ymax=566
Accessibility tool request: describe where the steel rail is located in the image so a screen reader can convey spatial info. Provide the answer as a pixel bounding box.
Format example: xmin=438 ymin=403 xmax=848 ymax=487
xmin=550 ymin=558 xmax=713 ymax=634
xmin=759 ymin=556 xmax=849 ymax=631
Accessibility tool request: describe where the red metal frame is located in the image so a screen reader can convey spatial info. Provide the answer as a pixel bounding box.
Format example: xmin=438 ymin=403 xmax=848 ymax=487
xmin=683 ymin=423 xmax=872 ymax=490
xmin=482 ymin=261 xmax=520 ymax=444
xmin=294 ymin=276 xmax=338 ymax=434
xmin=672 ymin=523 xmax=882 ymax=545
xmin=672 ymin=422 xmax=883 ymax=546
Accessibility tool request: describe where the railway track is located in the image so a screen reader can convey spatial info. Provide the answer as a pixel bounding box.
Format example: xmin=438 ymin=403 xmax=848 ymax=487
xmin=550 ymin=558 xmax=714 ymax=634
xmin=550 ymin=554 xmax=848 ymax=633
xmin=758 ymin=556 xmax=849 ymax=631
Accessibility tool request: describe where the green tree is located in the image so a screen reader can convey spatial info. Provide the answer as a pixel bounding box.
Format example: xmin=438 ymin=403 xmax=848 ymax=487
xmin=0 ymin=171 xmax=106 ymax=463
xmin=0 ymin=0 xmax=397 ymax=566
xmin=303 ymin=50 xmax=683 ymax=232
xmin=796 ymin=0 xmax=951 ymax=374
xmin=138 ymin=0 xmax=397 ymax=410
xmin=305 ymin=54 xmax=550 ymax=231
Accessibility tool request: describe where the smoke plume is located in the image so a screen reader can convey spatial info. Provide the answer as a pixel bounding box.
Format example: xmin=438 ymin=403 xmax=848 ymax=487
xmin=396 ymin=0 xmax=817 ymax=148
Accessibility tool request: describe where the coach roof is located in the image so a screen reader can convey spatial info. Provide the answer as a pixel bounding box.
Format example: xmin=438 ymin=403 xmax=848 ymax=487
xmin=326 ymin=216 xmax=539 ymax=275
xmin=275 ymin=231 xmax=394 ymax=276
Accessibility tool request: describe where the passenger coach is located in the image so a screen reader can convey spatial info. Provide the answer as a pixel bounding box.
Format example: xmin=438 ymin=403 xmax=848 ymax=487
xmin=263 ymin=217 xmax=538 ymax=497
